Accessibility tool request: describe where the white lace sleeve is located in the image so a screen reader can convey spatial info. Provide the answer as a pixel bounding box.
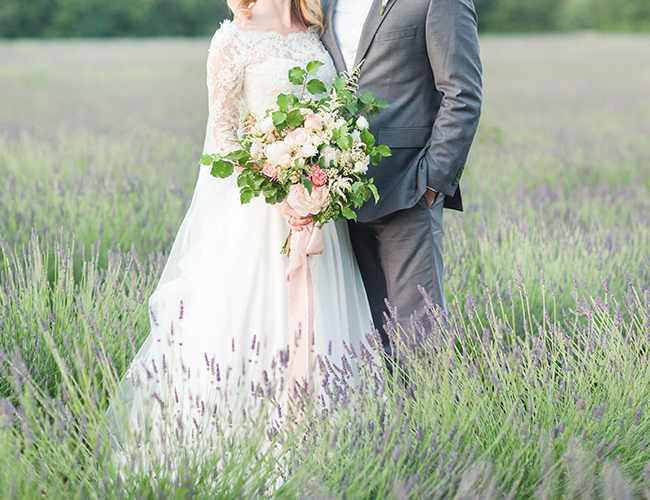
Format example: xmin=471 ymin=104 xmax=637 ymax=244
xmin=206 ymin=23 xmax=246 ymax=155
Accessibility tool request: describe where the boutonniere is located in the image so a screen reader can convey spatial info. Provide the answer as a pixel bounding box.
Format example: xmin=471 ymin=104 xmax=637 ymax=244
xmin=380 ymin=0 xmax=390 ymax=15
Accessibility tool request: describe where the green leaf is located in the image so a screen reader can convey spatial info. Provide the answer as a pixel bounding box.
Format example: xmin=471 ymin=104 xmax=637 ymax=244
xmin=347 ymin=102 xmax=360 ymax=115
xmin=272 ymin=111 xmax=287 ymax=127
xmin=261 ymin=185 xmax=277 ymax=198
xmin=285 ymin=109 xmax=304 ymax=128
xmin=200 ymin=154 xmax=215 ymax=165
xmin=376 ymin=145 xmax=392 ymax=157
xmin=301 ymin=176 xmax=314 ymax=194
xmin=288 ymin=67 xmax=306 ymax=86
xmin=306 ymin=79 xmax=327 ymax=95
xmin=306 ymin=60 xmax=324 ymax=75
xmin=340 ymin=90 xmax=354 ymax=102
xmin=377 ymin=99 xmax=390 ymax=109
xmin=360 ymin=128 xmax=375 ymax=147
xmin=337 ymin=136 xmax=353 ymax=150
xmin=341 ymin=206 xmax=357 ymax=220
xmin=370 ymin=153 xmax=382 ymax=165
xmin=277 ymin=93 xmax=297 ymax=112
xmin=359 ymin=91 xmax=375 ymax=104
xmin=240 ymin=186 xmax=255 ymax=204
xmin=333 ymin=76 xmax=346 ymax=91
xmin=229 ymin=149 xmax=250 ymax=162
xmin=369 ymin=183 xmax=380 ymax=202
xmin=210 ymin=159 xmax=234 ymax=178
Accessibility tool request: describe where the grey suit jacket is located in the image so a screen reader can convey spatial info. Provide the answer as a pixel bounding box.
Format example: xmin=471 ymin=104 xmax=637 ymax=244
xmin=321 ymin=0 xmax=482 ymax=221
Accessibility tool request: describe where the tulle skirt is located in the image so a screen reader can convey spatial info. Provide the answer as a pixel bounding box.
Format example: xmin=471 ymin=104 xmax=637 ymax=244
xmin=105 ymin=160 xmax=374 ymax=458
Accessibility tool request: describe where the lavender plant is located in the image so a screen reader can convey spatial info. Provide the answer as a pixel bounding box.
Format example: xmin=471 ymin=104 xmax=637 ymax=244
xmin=0 ymin=34 xmax=649 ymax=499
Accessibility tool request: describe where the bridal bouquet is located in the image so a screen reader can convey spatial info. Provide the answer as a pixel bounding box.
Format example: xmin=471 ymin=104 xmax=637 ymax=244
xmin=201 ymin=61 xmax=390 ymax=253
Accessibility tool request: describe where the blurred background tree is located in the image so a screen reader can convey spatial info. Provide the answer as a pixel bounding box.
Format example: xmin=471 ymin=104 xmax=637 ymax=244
xmin=0 ymin=0 xmax=649 ymax=37
xmin=0 ymin=0 xmax=229 ymax=37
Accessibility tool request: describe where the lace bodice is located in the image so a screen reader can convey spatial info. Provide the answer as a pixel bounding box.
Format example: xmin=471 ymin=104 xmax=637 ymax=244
xmin=206 ymin=20 xmax=337 ymax=154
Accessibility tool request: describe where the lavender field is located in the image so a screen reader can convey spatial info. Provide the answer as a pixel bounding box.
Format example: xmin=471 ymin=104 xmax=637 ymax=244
xmin=0 ymin=33 xmax=649 ymax=498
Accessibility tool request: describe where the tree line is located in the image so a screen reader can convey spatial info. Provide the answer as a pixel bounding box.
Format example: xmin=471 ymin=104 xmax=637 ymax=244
xmin=1 ymin=0 xmax=649 ymax=38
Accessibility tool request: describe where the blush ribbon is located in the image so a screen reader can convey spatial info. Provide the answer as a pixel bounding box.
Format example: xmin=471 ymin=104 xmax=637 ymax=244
xmin=286 ymin=225 xmax=324 ymax=394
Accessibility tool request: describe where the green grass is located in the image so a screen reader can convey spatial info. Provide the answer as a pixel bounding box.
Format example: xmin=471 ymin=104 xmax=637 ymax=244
xmin=0 ymin=33 xmax=649 ymax=498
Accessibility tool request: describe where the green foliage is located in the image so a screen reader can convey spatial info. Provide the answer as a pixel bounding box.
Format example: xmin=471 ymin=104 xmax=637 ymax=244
xmin=0 ymin=0 xmax=55 ymax=37
xmin=590 ymin=0 xmax=650 ymax=31
xmin=475 ymin=0 xmax=563 ymax=32
xmin=0 ymin=0 xmax=229 ymax=38
xmin=2 ymin=0 xmax=650 ymax=36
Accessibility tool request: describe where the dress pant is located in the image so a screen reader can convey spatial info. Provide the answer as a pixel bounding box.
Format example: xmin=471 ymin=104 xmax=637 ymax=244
xmin=348 ymin=192 xmax=446 ymax=349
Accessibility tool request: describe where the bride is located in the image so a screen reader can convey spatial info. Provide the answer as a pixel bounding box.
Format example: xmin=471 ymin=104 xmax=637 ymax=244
xmin=105 ymin=0 xmax=375 ymax=458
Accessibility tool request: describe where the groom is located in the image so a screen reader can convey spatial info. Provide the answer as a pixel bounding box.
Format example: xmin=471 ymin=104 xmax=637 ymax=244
xmin=321 ymin=0 xmax=483 ymax=347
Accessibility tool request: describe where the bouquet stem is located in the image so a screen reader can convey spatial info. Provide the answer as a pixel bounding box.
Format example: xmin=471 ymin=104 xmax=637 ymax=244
xmin=281 ymin=231 xmax=292 ymax=256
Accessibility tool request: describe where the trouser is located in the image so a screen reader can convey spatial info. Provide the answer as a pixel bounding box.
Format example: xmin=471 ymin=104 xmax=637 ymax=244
xmin=348 ymin=192 xmax=446 ymax=350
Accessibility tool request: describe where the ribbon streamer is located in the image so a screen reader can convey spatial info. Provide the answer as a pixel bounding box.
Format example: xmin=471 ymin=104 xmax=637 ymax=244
xmin=286 ymin=225 xmax=324 ymax=394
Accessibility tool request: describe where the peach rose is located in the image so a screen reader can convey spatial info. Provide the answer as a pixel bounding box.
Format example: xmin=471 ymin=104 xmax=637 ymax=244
xmin=287 ymin=183 xmax=330 ymax=216
xmin=265 ymin=141 xmax=288 ymax=160
xmin=304 ymin=113 xmax=323 ymax=131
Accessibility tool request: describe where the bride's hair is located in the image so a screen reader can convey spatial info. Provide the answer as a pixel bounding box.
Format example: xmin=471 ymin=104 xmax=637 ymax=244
xmin=227 ymin=0 xmax=324 ymax=32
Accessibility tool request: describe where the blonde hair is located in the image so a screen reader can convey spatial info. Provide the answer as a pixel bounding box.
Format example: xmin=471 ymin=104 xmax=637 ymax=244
xmin=227 ymin=0 xmax=324 ymax=33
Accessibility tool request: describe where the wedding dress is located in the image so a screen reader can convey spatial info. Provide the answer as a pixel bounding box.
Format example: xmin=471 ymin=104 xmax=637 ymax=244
xmin=105 ymin=20 xmax=374 ymax=458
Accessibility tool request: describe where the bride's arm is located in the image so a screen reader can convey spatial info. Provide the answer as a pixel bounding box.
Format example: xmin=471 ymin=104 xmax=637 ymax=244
xmin=206 ymin=30 xmax=245 ymax=155
xmin=206 ymin=29 xmax=310 ymax=231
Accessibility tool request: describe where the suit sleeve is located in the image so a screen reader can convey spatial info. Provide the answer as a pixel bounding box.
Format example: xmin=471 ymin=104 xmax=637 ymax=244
xmin=421 ymin=0 xmax=482 ymax=197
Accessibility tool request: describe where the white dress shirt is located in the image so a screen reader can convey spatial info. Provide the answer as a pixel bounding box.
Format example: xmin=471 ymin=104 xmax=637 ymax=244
xmin=333 ymin=0 xmax=375 ymax=71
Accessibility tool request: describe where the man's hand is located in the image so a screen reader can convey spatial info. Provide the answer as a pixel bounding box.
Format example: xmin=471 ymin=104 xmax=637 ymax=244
xmin=275 ymin=199 xmax=313 ymax=231
xmin=424 ymin=188 xmax=438 ymax=207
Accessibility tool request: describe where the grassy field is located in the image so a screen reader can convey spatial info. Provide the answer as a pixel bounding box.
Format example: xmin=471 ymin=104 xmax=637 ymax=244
xmin=0 ymin=33 xmax=649 ymax=498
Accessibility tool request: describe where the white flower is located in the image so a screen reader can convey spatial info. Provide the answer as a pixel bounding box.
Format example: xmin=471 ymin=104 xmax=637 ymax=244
xmin=320 ymin=146 xmax=340 ymax=168
xmin=333 ymin=177 xmax=352 ymax=196
xmin=302 ymin=144 xmax=319 ymax=157
xmin=354 ymin=161 xmax=368 ymax=174
xmin=350 ymin=130 xmax=361 ymax=143
xmin=250 ymin=140 xmax=263 ymax=159
xmin=356 ymin=116 xmax=369 ymax=130
xmin=287 ymin=184 xmax=330 ymax=216
xmin=261 ymin=116 xmax=275 ymax=134
xmin=334 ymin=118 xmax=347 ymax=130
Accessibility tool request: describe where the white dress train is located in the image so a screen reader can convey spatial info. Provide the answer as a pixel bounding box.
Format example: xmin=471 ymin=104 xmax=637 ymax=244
xmin=105 ymin=21 xmax=374 ymax=457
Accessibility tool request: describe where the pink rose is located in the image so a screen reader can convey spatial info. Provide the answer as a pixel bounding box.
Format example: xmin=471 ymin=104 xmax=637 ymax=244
xmin=285 ymin=128 xmax=312 ymax=146
xmin=304 ymin=113 xmax=323 ymax=131
xmin=310 ymin=166 xmax=328 ymax=188
xmin=262 ymin=162 xmax=278 ymax=179
xmin=265 ymin=141 xmax=288 ymax=160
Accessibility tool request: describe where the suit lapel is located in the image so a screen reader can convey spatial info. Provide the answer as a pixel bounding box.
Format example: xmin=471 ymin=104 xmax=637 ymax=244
xmin=321 ymin=0 xmax=347 ymax=74
xmin=353 ymin=0 xmax=398 ymax=69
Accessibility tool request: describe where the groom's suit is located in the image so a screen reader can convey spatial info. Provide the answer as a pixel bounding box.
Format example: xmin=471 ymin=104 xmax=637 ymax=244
xmin=321 ymin=0 xmax=482 ymax=343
